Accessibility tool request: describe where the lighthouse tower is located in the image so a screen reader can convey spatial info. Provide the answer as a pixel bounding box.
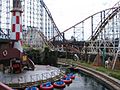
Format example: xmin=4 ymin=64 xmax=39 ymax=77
xmin=10 ymin=0 xmax=23 ymax=52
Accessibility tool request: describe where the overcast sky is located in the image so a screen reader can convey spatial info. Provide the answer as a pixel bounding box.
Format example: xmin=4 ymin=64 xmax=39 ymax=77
xmin=44 ymin=0 xmax=119 ymax=32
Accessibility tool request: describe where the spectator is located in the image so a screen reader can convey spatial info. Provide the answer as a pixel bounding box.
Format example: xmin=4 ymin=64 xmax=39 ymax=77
xmin=73 ymin=54 xmax=79 ymax=61
xmin=105 ymin=57 xmax=112 ymax=69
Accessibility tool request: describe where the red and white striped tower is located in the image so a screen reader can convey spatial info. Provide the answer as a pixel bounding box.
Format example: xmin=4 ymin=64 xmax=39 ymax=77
xmin=10 ymin=0 xmax=23 ymax=52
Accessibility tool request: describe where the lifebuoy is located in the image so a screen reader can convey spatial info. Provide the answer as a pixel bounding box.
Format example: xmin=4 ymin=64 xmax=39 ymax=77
xmin=3 ymin=50 xmax=8 ymax=56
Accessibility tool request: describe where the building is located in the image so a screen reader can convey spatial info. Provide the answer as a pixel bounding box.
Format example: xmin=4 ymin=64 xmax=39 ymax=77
xmin=0 ymin=0 xmax=56 ymax=40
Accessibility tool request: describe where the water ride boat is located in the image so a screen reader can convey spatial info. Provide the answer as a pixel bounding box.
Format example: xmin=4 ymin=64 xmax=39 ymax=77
xmin=25 ymin=86 xmax=39 ymax=90
xmin=40 ymin=82 xmax=53 ymax=90
xmin=53 ymin=80 xmax=65 ymax=89
xmin=61 ymin=77 xmax=72 ymax=84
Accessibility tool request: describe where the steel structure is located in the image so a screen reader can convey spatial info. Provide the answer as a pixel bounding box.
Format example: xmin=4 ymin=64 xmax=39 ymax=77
xmin=22 ymin=0 xmax=61 ymax=49
xmin=40 ymin=0 xmax=63 ymax=40
xmin=0 ymin=0 xmax=61 ymax=50
xmin=1 ymin=0 xmax=120 ymax=68
xmin=23 ymin=27 xmax=54 ymax=49
xmin=0 ymin=29 xmax=9 ymax=39
xmin=48 ymin=1 xmax=120 ymax=69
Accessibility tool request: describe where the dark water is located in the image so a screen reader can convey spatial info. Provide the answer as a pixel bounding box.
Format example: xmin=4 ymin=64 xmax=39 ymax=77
xmin=54 ymin=73 xmax=109 ymax=90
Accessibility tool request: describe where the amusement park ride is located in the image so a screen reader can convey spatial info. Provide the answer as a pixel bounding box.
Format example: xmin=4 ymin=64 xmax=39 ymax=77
xmin=1 ymin=0 xmax=120 ymax=74
xmin=0 ymin=0 xmax=35 ymax=74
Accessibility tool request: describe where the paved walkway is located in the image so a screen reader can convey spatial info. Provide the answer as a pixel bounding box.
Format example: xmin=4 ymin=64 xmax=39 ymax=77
xmin=0 ymin=65 xmax=60 ymax=84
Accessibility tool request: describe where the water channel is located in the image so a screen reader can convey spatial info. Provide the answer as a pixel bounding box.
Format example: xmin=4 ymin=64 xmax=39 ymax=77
xmin=2 ymin=65 xmax=110 ymax=90
xmin=54 ymin=72 xmax=109 ymax=90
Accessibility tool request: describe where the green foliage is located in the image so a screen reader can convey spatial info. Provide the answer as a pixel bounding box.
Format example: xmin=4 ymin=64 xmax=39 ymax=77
xmin=25 ymin=49 xmax=43 ymax=64
xmin=59 ymin=58 xmax=120 ymax=81
xmin=80 ymin=62 xmax=120 ymax=80
xmin=42 ymin=47 xmax=50 ymax=64
xmin=95 ymin=67 xmax=120 ymax=80
xmin=109 ymin=72 xmax=120 ymax=80
xmin=58 ymin=51 xmax=74 ymax=59
xmin=23 ymin=44 xmax=31 ymax=50
xmin=65 ymin=68 xmax=71 ymax=74
xmin=25 ymin=47 xmax=58 ymax=66
xmin=63 ymin=59 xmax=120 ymax=80
xmin=43 ymin=47 xmax=58 ymax=66
xmin=95 ymin=67 xmax=109 ymax=73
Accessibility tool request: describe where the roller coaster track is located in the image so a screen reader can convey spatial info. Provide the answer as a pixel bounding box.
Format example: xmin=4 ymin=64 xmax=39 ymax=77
xmin=24 ymin=29 xmax=54 ymax=49
xmin=40 ymin=0 xmax=63 ymax=40
xmin=0 ymin=0 xmax=62 ymax=49
xmin=48 ymin=1 xmax=120 ymax=55
xmin=23 ymin=0 xmax=63 ymax=50
xmin=50 ymin=7 xmax=120 ymax=41
xmin=67 ymin=46 xmax=80 ymax=53
xmin=49 ymin=7 xmax=119 ymax=53
xmin=22 ymin=0 xmax=120 ymax=56
xmin=91 ymin=7 xmax=120 ymax=40
xmin=49 ymin=1 xmax=120 ymax=41
xmin=37 ymin=30 xmax=54 ymax=49
xmin=0 ymin=29 xmax=9 ymax=39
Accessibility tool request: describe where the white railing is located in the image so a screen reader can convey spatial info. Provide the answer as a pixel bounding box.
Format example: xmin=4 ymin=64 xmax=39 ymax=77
xmin=0 ymin=69 xmax=61 ymax=84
